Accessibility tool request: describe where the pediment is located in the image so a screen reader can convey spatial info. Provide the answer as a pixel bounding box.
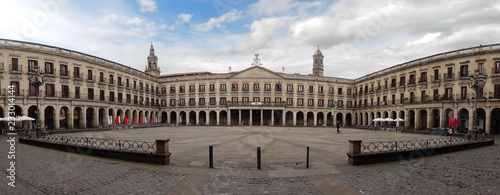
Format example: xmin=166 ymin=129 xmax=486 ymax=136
xmin=230 ymin=66 xmax=284 ymax=79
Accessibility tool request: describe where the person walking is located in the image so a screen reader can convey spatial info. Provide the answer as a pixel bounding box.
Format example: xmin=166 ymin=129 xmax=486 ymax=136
xmin=336 ymin=121 xmax=341 ymax=134
xmin=374 ymin=123 xmax=377 ymax=132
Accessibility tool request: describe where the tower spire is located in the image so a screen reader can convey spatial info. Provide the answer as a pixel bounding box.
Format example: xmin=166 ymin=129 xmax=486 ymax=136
xmin=145 ymin=42 xmax=161 ymax=76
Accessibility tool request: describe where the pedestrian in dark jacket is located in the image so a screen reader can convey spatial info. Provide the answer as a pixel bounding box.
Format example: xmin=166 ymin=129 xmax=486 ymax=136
xmin=336 ymin=121 xmax=341 ymax=134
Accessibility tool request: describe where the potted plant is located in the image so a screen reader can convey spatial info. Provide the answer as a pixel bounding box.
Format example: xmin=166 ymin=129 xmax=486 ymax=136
xmin=434 ymin=94 xmax=440 ymax=101
xmin=423 ymin=94 xmax=430 ymax=102
xmin=404 ymin=97 xmax=409 ymax=103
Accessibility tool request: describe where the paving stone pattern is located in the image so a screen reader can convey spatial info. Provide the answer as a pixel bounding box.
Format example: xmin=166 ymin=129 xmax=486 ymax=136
xmin=0 ymin=136 xmax=187 ymax=195
xmin=203 ymin=176 xmax=321 ymax=195
xmin=334 ymin=145 xmax=500 ymax=195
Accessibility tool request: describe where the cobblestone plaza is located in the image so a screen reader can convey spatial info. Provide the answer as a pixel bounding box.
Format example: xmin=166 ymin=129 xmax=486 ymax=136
xmin=2 ymin=126 xmax=499 ymax=194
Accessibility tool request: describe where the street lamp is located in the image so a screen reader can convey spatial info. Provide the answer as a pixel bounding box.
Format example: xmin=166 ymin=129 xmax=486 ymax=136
xmin=468 ymin=69 xmax=486 ymax=139
xmin=28 ymin=66 xmax=45 ymax=138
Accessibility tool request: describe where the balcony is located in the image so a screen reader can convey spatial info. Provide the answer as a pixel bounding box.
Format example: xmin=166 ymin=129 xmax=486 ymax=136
xmin=60 ymin=70 xmax=70 ymax=79
xmin=44 ymin=68 xmax=56 ymax=77
xmin=117 ymin=82 xmax=123 ymax=88
xmin=87 ymin=75 xmax=96 ymax=83
xmin=227 ymin=101 xmax=286 ymax=107
xmin=430 ymin=75 xmax=441 ymax=83
xmin=73 ymin=73 xmax=83 ymax=81
xmin=398 ymin=82 xmax=405 ymax=88
xmin=390 ymin=83 xmax=397 ymax=89
xmin=9 ymin=64 xmax=22 ymax=74
xmin=492 ymin=68 xmax=500 ymax=77
xmin=443 ymin=73 xmax=455 ymax=81
xmin=458 ymin=71 xmax=469 ymax=79
xmin=98 ymin=78 xmax=107 ymax=85
xmin=407 ymin=79 xmax=416 ymax=86
xmin=418 ymin=77 xmax=427 ymax=84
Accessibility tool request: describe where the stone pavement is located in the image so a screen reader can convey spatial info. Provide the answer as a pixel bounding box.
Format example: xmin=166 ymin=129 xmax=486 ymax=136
xmin=0 ymin=127 xmax=498 ymax=194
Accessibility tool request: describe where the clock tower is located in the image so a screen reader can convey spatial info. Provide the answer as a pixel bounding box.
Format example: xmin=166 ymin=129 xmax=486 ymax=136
xmin=145 ymin=42 xmax=161 ymax=76
xmin=312 ymin=46 xmax=324 ymax=77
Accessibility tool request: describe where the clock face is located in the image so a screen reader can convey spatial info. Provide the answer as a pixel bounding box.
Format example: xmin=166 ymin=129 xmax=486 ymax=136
xmin=254 ymin=70 xmax=259 ymax=75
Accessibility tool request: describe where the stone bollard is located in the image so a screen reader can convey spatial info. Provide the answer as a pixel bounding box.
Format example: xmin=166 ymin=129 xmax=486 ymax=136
xmin=156 ymin=139 xmax=170 ymax=155
xmin=348 ymin=140 xmax=362 ymax=155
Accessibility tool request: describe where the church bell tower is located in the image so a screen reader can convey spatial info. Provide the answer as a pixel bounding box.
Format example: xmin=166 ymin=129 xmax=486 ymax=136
xmin=145 ymin=42 xmax=161 ymax=76
xmin=312 ymin=46 xmax=324 ymax=77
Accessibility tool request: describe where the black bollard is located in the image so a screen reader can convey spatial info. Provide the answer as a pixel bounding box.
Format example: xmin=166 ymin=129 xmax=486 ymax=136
xmin=209 ymin=146 xmax=213 ymax=168
xmin=306 ymin=146 xmax=310 ymax=168
xmin=257 ymin=147 xmax=261 ymax=170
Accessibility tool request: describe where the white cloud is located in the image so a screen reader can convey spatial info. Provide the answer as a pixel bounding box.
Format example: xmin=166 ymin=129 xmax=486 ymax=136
xmin=137 ymin=0 xmax=157 ymax=13
xmin=408 ymin=32 xmax=442 ymax=46
xmin=178 ymin=14 xmax=192 ymax=23
xmin=192 ymin=9 xmax=242 ymax=32
xmin=249 ymin=0 xmax=322 ymax=17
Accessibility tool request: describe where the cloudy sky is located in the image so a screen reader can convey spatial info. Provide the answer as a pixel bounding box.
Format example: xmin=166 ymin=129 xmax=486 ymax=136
xmin=1 ymin=0 xmax=500 ymax=79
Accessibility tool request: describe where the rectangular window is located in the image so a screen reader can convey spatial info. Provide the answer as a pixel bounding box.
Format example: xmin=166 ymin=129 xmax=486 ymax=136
xmin=107 ymin=74 xmax=112 ymax=83
xmin=170 ymin=99 xmax=176 ymax=106
xmin=308 ymin=99 xmax=314 ymax=106
xmin=400 ymin=93 xmax=404 ymax=104
xmin=337 ymin=100 xmax=343 ymax=107
xmin=88 ymin=69 xmax=93 ymax=80
xmin=189 ymin=98 xmax=195 ymax=106
xmin=126 ymin=94 xmax=131 ymax=103
xmin=400 ymin=76 xmax=405 ymax=86
xmin=29 ymin=85 xmax=36 ymax=96
xmin=60 ymin=64 xmax=68 ymax=76
xmin=179 ymin=86 xmax=185 ymax=93
xmin=126 ymin=79 xmax=130 ymax=87
xmin=232 ymin=83 xmax=239 ymax=91
xmin=328 ymin=100 xmax=334 ymax=107
xmin=232 ymin=97 xmax=238 ymax=103
xmin=445 ymin=88 xmax=453 ymax=99
xmin=209 ymin=84 xmax=215 ymax=92
xmin=242 ymin=83 xmax=249 ymax=91
xmin=329 ymin=87 xmax=334 ymax=94
xmin=199 ymin=85 xmax=205 ymax=92
xmin=298 ymin=98 xmax=304 ymax=106
xmin=10 ymin=81 xmax=19 ymax=96
xmin=45 ymin=62 xmax=54 ymax=74
xmin=253 ymin=97 xmax=260 ymax=102
xmin=109 ymin=91 xmax=115 ymax=102
xmin=275 ymin=83 xmax=282 ymax=91
xmin=318 ymin=86 xmax=323 ymax=94
xmin=347 ymin=89 xmax=351 ymax=95
xmin=495 ymin=62 xmax=500 ymax=74
xmin=210 ymin=97 xmax=216 ymax=105
xmin=11 ymin=58 xmax=19 ymax=71
xmin=100 ymin=90 xmax=105 ymax=101
xmin=220 ymin=97 xmax=227 ymax=105
xmin=179 ymin=99 xmax=185 ymax=106
xmin=264 ymin=97 xmax=270 ymax=104
xmin=45 ymin=84 xmax=55 ymax=97
xmin=338 ymin=88 xmax=343 ymax=95
xmin=220 ymin=84 xmax=226 ymax=91
xmin=133 ymin=81 xmax=137 ymax=89
xmin=118 ymin=93 xmax=123 ymax=103
xmin=242 ymin=97 xmax=249 ymax=103
xmin=420 ymin=72 xmax=427 ymax=83
xmin=264 ymin=84 xmax=271 ymax=91
xmin=377 ymin=97 xmax=380 ymax=106
xmin=392 ymin=95 xmax=395 ymax=105
xmin=478 ymin=63 xmax=484 ymax=75
xmin=409 ymin=92 xmax=414 ymax=103
xmin=199 ymin=98 xmax=205 ymax=106
xmin=287 ymin=84 xmax=293 ymax=92
xmin=298 ymin=85 xmax=304 ymax=93
xmin=370 ymin=98 xmax=373 ymax=106
xmin=383 ymin=96 xmax=387 ymax=105
xmin=318 ymin=99 xmax=324 ymax=107
xmin=62 ymin=85 xmax=69 ymax=98
xmin=139 ymin=83 xmax=143 ymax=90
xmin=170 ymin=87 xmax=175 ymax=94
xmin=421 ymin=90 xmax=425 ymax=102
xmin=433 ymin=89 xmax=439 ymax=100
xmin=391 ymin=79 xmax=396 ymax=87
xmin=409 ymin=74 xmax=415 ymax=84
xmin=287 ymin=98 xmax=293 ymax=106
xmin=118 ymin=77 xmax=122 ymax=86
xmin=347 ymin=101 xmax=352 ymax=108
xmin=74 ymin=67 xmax=80 ymax=78
xmin=275 ymin=97 xmax=281 ymax=103
xmin=308 ymin=86 xmax=314 ymax=94
xmin=253 ymin=83 xmax=259 ymax=91
xmin=88 ymin=88 xmax=94 ymax=100
xmin=28 ymin=60 xmax=38 ymax=72
xmin=433 ymin=69 xmax=439 ymax=80
xmin=494 ymin=84 xmax=500 ymax=99
xmin=75 ymin=86 xmax=80 ymax=99
xmin=460 ymin=65 xmax=468 ymax=77
xmin=134 ymin=95 xmax=137 ymax=104
xmin=461 ymin=87 xmax=467 ymax=99
xmin=145 ymin=84 xmax=149 ymax=92
xmin=447 ymin=67 xmax=453 ymax=79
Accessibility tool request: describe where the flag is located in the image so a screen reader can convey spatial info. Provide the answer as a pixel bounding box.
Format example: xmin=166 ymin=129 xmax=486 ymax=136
xmin=331 ymin=108 xmax=335 ymax=116
xmin=232 ymin=81 xmax=236 ymax=89
xmin=115 ymin=115 xmax=120 ymax=124
xmin=139 ymin=116 xmax=142 ymax=123
xmin=132 ymin=116 xmax=136 ymax=123
xmin=124 ymin=116 xmax=128 ymax=124
xmin=448 ymin=117 xmax=452 ymax=128
xmin=278 ymin=81 xmax=281 ymax=90
xmin=150 ymin=116 xmax=152 ymax=123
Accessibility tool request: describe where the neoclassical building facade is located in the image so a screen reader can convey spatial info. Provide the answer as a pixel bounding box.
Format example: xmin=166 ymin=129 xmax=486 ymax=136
xmin=1 ymin=39 xmax=500 ymax=134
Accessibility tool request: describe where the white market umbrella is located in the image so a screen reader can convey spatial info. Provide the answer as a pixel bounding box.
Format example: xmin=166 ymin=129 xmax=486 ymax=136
xmin=383 ymin=118 xmax=395 ymax=122
xmin=395 ymin=118 xmax=404 ymax=121
xmin=18 ymin=116 xmax=35 ymax=121
xmin=372 ymin=118 xmax=384 ymax=122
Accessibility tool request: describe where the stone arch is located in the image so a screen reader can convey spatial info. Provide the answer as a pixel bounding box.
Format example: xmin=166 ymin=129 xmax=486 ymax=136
xmin=44 ymin=106 xmax=55 ymax=130
xmin=189 ymin=111 xmax=196 ymax=125
xmin=199 ymin=111 xmax=207 ymax=125
xmin=476 ymin=108 xmax=486 ymax=132
xmin=74 ymin=107 xmax=82 ymax=128
xmin=419 ymin=109 xmax=428 ymax=130
xmin=209 ymin=111 xmax=217 ymax=125
xmin=60 ymin=106 xmax=70 ymax=129
xmin=336 ymin=113 xmax=343 ymax=126
xmin=296 ymin=111 xmax=304 ymax=126
xmin=161 ymin=111 xmax=168 ymax=123
xmin=219 ymin=110 xmax=227 ymax=125
xmin=458 ymin=108 xmax=469 ymax=133
xmin=170 ymin=111 xmax=177 ymax=124
xmin=431 ymin=109 xmax=440 ymax=128
xmin=317 ymin=112 xmax=324 ymax=126
xmin=86 ymin=107 xmax=95 ymax=128
xmin=408 ymin=110 xmax=415 ymax=128
xmin=346 ymin=113 xmax=352 ymax=126
xmin=491 ymin=108 xmax=500 ymax=134
xmin=307 ymin=112 xmax=314 ymax=126
xmin=285 ymin=111 xmax=293 ymax=126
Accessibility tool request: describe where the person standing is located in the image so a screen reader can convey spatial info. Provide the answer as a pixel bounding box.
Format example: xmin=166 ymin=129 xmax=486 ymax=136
xmin=336 ymin=121 xmax=341 ymax=134
xmin=374 ymin=123 xmax=377 ymax=132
